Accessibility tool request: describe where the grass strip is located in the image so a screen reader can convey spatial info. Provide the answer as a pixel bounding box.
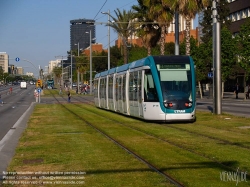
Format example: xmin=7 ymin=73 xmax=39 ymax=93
xmin=4 ymin=104 xmax=173 ymax=187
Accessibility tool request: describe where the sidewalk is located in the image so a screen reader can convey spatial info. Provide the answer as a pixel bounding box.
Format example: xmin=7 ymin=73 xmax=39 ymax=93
xmin=196 ymin=91 xmax=250 ymax=102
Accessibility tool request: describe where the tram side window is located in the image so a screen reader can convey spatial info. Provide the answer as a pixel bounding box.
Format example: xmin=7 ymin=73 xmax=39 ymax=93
xmin=138 ymin=71 xmax=142 ymax=102
xmin=122 ymin=74 xmax=126 ymax=102
xmin=108 ymin=76 xmax=113 ymax=99
xmin=129 ymin=72 xmax=138 ymax=101
xmin=100 ymin=78 xmax=106 ymax=99
xmin=115 ymin=77 xmax=118 ymax=101
xmin=144 ymin=70 xmax=158 ymax=102
xmin=118 ymin=76 xmax=122 ymax=100
xmin=94 ymin=80 xmax=98 ymax=97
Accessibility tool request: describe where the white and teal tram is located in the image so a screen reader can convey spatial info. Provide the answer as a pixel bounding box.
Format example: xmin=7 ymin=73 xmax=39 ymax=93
xmin=94 ymin=55 xmax=196 ymax=122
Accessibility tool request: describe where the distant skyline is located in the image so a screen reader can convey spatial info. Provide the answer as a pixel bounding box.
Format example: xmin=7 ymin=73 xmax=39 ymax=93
xmin=0 ymin=0 xmax=198 ymax=77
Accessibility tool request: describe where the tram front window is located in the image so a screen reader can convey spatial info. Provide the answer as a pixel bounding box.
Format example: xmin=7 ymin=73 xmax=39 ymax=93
xmin=158 ymin=68 xmax=192 ymax=108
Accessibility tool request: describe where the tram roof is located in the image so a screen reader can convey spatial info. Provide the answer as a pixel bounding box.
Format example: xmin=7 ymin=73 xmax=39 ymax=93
xmin=94 ymin=73 xmax=101 ymax=78
xmin=100 ymin=70 xmax=109 ymax=77
xmin=116 ymin=63 xmax=130 ymax=73
xmin=94 ymin=56 xmax=192 ymax=79
xmin=107 ymin=67 xmax=116 ymax=75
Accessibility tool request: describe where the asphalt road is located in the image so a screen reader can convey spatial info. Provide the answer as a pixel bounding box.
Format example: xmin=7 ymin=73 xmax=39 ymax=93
xmin=0 ymin=84 xmax=36 ymax=178
xmin=0 ymin=85 xmax=36 ymax=140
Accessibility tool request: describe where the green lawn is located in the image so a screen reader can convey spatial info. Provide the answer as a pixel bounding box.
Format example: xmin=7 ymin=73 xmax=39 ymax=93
xmin=3 ymin=100 xmax=250 ymax=187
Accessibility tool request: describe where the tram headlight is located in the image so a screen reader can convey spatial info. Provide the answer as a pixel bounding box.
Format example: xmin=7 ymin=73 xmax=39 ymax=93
xmin=164 ymin=100 xmax=173 ymax=108
xmin=185 ymin=102 xmax=192 ymax=107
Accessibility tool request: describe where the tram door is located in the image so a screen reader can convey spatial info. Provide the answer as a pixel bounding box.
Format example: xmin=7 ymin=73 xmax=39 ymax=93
xmin=122 ymin=74 xmax=127 ymax=113
xmin=138 ymin=71 xmax=143 ymax=117
xmin=115 ymin=75 xmax=123 ymax=113
xmin=100 ymin=78 xmax=107 ymax=108
xmin=129 ymin=71 xmax=142 ymax=117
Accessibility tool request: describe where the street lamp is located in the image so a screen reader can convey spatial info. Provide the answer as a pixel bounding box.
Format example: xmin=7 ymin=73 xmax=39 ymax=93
xmin=22 ymin=59 xmax=40 ymax=79
xmin=101 ymin=10 xmax=110 ymax=70
xmin=85 ymin=30 xmax=92 ymax=95
xmin=70 ymin=50 xmax=73 ymax=89
xmin=75 ymin=42 xmax=80 ymax=93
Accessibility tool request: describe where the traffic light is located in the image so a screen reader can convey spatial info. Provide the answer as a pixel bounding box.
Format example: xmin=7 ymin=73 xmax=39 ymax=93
xmin=37 ymin=79 xmax=41 ymax=87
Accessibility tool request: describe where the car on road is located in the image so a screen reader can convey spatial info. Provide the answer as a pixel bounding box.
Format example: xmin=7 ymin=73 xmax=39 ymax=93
xmin=20 ymin=81 xmax=27 ymax=89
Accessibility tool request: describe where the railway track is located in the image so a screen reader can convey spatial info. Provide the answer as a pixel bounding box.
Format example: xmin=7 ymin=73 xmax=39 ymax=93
xmin=69 ymin=95 xmax=250 ymax=175
xmin=45 ymin=91 xmax=250 ymax=185
xmin=49 ymin=91 xmax=185 ymax=187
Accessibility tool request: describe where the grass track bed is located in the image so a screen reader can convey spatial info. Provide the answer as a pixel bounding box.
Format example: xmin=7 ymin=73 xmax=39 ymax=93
xmin=4 ymin=96 xmax=250 ymax=187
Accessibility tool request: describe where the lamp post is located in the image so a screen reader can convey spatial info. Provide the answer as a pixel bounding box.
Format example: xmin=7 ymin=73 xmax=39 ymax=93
xmin=5 ymin=75 xmax=10 ymax=84
xmin=22 ymin=59 xmax=40 ymax=79
xmin=70 ymin=50 xmax=73 ymax=89
xmin=101 ymin=10 xmax=110 ymax=70
xmin=212 ymin=0 xmax=221 ymax=115
xmin=75 ymin=42 xmax=80 ymax=93
xmin=86 ymin=30 xmax=92 ymax=95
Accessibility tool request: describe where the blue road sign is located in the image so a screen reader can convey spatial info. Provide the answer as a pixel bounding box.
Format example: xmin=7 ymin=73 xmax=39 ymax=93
xmin=15 ymin=57 xmax=20 ymax=62
xmin=37 ymin=88 xmax=41 ymax=93
xmin=208 ymin=72 xmax=213 ymax=78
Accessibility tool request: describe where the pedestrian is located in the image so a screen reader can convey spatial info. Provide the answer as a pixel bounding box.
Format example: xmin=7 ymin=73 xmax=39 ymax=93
xmin=9 ymin=87 xmax=12 ymax=94
xmin=245 ymin=84 xmax=250 ymax=99
xmin=235 ymin=83 xmax=239 ymax=99
xmin=34 ymin=88 xmax=38 ymax=102
xmin=67 ymin=91 xmax=71 ymax=103
xmin=59 ymin=85 xmax=62 ymax=95
xmin=0 ymin=93 xmax=3 ymax=104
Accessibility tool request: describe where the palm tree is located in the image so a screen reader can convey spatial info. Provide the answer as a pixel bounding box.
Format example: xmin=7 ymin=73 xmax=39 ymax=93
xmin=132 ymin=0 xmax=161 ymax=56
xmin=161 ymin=0 xmax=209 ymax=55
xmin=177 ymin=0 xmax=209 ymax=55
xmin=143 ymin=0 xmax=174 ymax=55
xmin=107 ymin=9 xmax=135 ymax=64
xmin=53 ymin=66 xmax=62 ymax=86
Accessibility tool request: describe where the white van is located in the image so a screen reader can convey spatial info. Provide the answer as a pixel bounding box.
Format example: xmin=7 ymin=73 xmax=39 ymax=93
xmin=20 ymin=81 xmax=27 ymax=89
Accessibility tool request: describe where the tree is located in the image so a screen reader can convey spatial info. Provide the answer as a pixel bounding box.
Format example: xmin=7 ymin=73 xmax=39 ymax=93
xmin=132 ymin=0 xmax=161 ymax=56
xmin=52 ymin=66 xmax=62 ymax=86
xmin=176 ymin=0 xmax=209 ymax=55
xmin=107 ymin=9 xmax=135 ymax=64
xmin=236 ymin=17 xmax=250 ymax=91
xmin=143 ymin=0 xmax=174 ymax=55
xmin=200 ymin=0 xmax=230 ymax=44
xmin=220 ymin=26 xmax=237 ymax=84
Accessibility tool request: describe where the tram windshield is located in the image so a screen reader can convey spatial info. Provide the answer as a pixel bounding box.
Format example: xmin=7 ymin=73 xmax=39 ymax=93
xmin=157 ymin=64 xmax=192 ymax=102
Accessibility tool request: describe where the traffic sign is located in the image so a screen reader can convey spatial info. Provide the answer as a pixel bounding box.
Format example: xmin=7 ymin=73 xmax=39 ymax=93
xmin=15 ymin=57 xmax=20 ymax=62
xmin=37 ymin=88 xmax=41 ymax=93
xmin=208 ymin=72 xmax=213 ymax=78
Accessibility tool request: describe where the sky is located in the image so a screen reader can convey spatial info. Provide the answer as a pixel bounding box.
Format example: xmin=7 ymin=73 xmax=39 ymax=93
xmin=0 ymin=0 xmax=198 ymax=77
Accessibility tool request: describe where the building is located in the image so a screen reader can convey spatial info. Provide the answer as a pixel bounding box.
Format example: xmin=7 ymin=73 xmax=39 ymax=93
xmin=227 ymin=0 xmax=250 ymax=34
xmin=26 ymin=72 xmax=34 ymax=77
xmin=0 ymin=52 xmax=9 ymax=73
xmin=70 ymin=19 xmax=96 ymax=52
xmin=83 ymin=43 xmax=105 ymax=56
xmin=48 ymin=60 xmax=61 ymax=74
xmin=16 ymin=67 xmax=24 ymax=75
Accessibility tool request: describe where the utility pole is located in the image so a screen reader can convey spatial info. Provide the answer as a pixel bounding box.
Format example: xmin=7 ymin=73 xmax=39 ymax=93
xmin=212 ymin=0 xmax=222 ymax=114
xmin=175 ymin=12 xmax=179 ymax=55
xmin=101 ymin=10 xmax=111 ymax=70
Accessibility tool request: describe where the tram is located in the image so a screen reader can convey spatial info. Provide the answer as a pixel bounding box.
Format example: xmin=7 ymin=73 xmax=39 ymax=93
xmin=46 ymin=80 xmax=54 ymax=89
xmin=93 ymin=55 xmax=196 ymax=122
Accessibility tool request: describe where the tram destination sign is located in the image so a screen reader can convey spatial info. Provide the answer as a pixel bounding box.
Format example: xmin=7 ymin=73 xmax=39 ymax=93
xmin=159 ymin=64 xmax=187 ymax=69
